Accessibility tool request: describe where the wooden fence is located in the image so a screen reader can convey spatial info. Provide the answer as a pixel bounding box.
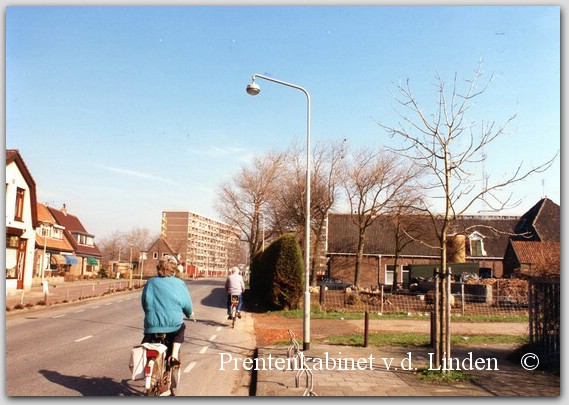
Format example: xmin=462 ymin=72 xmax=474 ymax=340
xmin=528 ymin=278 xmax=560 ymax=370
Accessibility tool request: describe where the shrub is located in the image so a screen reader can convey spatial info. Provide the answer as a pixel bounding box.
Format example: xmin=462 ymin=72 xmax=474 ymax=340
xmin=266 ymin=234 xmax=304 ymax=310
xmin=249 ymin=250 xmax=265 ymax=306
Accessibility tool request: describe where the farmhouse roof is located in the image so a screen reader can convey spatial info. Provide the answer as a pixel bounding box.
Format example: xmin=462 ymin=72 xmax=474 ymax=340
xmin=509 ymin=240 xmax=560 ymax=266
xmin=512 ymin=198 xmax=560 ymax=242
xmin=327 ymin=212 xmax=518 ymax=258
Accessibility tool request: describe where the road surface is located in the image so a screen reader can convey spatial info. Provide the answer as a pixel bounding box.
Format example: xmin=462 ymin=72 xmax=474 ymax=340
xmin=5 ymin=278 xmax=256 ymax=396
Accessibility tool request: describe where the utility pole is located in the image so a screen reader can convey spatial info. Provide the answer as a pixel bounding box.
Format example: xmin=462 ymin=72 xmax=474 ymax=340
xmin=128 ymin=245 xmax=133 ymax=290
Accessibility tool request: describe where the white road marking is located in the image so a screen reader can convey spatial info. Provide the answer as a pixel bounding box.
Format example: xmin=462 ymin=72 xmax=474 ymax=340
xmin=216 ymin=326 xmax=222 ymax=332
xmin=199 ymin=346 xmax=209 ymax=354
xmin=53 ymin=314 xmax=65 ymax=318
xmin=91 ymin=306 xmax=100 ymax=309
xmin=75 ymin=335 xmax=93 ymax=342
xmin=183 ymin=361 xmax=196 ymax=373
xmin=105 ymin=303 xmax=113 ymax=306
xmin=74 ymin=310 xmax=85 ymax=313
xmin=208 ymin=335 xmax=217 ymax=342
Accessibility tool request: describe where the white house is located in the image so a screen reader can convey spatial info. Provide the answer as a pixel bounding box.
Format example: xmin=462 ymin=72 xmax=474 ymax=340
xmin=6 ymin=150 xmax=38 ymax=294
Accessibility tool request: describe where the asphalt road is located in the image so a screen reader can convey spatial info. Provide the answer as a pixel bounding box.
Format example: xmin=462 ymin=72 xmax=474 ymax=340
xmin=5 ymin=278 xmax=256 ymax=397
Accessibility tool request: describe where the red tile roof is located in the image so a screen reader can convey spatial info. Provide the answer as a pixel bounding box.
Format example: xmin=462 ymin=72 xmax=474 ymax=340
xmin=47 ymin=206 xmax=102 ymax=257
xmin=510 ymin=241 xmax=560 ymax=266
xmin=35 ymin=203 xmax=74 ymax=252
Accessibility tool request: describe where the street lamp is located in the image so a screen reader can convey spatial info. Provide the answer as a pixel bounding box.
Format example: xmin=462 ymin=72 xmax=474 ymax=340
xmin=129 ymin=244 xmax=134 ymax=290
xmin=246 ymin=73 xmax=312 ymax=350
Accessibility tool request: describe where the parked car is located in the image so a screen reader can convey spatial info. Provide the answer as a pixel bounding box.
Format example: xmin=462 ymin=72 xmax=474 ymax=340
xmin=318 ymin=277 xmax=353 ymax=291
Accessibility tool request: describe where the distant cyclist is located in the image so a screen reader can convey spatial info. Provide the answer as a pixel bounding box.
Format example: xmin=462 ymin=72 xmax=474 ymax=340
xmin=141 ymin=259 xmax=193 ymax=367
xmin=225 ymin=267 xmax=245 ymax=319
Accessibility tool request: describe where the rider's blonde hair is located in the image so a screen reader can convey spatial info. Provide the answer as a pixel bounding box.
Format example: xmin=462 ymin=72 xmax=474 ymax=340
xmin=157 ymin=259 xmax=178 ymax=277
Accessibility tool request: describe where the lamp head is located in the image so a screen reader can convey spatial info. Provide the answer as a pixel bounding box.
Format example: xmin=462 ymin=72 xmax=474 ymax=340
xmin=246 ymin=81 xmax=260 ymax=96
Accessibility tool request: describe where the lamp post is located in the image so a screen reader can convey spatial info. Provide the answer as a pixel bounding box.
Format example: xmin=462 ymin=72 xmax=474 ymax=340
xmin=246 ymin=73 xmax=312 ymax=350
xmin=139 ymin=251 xmax=146 ymax=286
xmin=128 ymin=244 xmax=134 ymax=290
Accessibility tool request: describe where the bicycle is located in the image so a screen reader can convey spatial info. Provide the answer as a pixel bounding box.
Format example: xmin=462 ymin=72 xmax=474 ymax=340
xmin=141 ymin=333 xmax=181 ymax=396
xmin=229 ymin=294 xmax=240 ymax=328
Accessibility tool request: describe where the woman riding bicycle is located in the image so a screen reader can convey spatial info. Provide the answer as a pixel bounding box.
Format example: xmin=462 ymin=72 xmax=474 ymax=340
xmin=141 ymin=259 xmax=193 ymax=367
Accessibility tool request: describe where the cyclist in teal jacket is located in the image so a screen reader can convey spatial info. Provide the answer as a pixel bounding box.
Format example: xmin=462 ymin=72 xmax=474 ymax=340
xmin=141 ymin=259 xmax=193 ymax=366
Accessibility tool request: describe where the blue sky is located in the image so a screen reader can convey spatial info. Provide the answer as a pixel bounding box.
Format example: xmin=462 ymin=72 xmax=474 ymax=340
xmin=5 ymin=5 xmax=561 ymax=240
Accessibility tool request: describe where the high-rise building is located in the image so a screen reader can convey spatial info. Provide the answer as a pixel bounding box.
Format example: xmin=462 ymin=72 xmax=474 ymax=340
xmin=161 ymin=211 xmax=243 ymax=277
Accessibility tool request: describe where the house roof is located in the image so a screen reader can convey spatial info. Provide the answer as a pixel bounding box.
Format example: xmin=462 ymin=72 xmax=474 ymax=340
xmin=327 ymin=212 xmax=519 ymax=258
xmin=509 ymin=240 xmax=560 ymax=267
xmin=147 ymin=237 xmax=180 ymax=259
xmin=47 ymin=205 xmax=102 ymax=257
xmin=35 ymin=203 xmax=74 ymax=253
xmin=513 ymin=198 xmax=560 ymax=242
xmin=6 ymin=149 xmax=39 ymax=227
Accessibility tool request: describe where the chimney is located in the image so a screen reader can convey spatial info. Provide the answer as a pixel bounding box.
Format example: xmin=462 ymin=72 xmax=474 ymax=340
xmin=61 ymin=203 xmax=68 ymax=215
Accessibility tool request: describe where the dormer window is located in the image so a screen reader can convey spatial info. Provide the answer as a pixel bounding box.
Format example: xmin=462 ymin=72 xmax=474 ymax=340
xmin=73 ymin=232 xmax=94 ymax=247
xmin=469 ymin=231 xmax=487 ymax=257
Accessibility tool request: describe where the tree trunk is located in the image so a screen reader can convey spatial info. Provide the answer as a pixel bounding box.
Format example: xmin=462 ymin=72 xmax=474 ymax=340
xmin=354 ymin=229 xmax=366 ymax=287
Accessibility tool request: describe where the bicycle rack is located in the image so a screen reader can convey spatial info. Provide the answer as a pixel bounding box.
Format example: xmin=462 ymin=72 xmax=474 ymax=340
xmin=286 ymin=329 xmax=317 ymax=396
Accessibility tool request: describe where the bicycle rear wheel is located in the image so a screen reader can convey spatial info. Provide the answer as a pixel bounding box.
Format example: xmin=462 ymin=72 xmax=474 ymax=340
xmin=145 ymin=359 xmax=162 ymax=396
xmin=231 ymin=306 xmax=237 ymax=328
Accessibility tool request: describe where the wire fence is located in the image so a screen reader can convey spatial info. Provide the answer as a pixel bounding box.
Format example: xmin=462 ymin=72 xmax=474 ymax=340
xmin=315 ymin=279 xmax=530 ymax=319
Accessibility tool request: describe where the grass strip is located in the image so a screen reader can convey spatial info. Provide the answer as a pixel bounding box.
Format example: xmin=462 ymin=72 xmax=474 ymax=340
xmin=321 ymin=332 xmax=528 ymax=347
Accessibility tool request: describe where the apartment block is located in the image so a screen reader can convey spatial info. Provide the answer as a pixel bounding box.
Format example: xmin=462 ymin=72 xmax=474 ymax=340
xmin=161 ymin=211 xmax=243 ymax=276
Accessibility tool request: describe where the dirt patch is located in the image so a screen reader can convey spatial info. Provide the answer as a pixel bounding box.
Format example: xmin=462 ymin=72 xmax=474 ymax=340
xmin=252 ymin=312 xmax=528 ymax=345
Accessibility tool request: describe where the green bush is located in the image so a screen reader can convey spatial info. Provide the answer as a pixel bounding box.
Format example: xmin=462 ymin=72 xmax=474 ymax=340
xmin=249 ymin=250 xmax=266 ymax=306
xmin=265 ymin=234 xmax=304 ymax=310
xmin=249 ymin=233 xmax=304 ymax=310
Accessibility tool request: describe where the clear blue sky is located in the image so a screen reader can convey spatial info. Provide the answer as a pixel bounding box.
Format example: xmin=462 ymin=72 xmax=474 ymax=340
xmin=5 ymin=4 xmax=561 ymax=240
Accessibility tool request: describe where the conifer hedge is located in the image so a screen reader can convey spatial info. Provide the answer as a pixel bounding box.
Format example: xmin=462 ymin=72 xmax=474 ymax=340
xmin=249 ymin=233 xmax=304 ymax=310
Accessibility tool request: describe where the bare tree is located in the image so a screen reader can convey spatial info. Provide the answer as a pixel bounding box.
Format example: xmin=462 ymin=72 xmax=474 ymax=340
xmin=266 ymin=139 xmax=346 ymax=285
xmin=378 ymin=63 xmax=557 ymax=371
xmin=98 ymin=231 xmax=123 ymax=269
xmin=309 ymin=140 xmax=346 ymax=285
xmin=216 ymin=152 xmax=286 ymax=264
xmin=385 ymin=188 xmax=424 ymax=291
xmin=342 ymin=147 xmax=417 ymax=288
xmin=98 ymin=227 xmax=156 ymax=272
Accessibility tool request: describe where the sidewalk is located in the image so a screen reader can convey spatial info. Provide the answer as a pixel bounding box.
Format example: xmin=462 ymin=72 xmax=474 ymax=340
xmin=254 ymin=343 xmax=560 ymax=397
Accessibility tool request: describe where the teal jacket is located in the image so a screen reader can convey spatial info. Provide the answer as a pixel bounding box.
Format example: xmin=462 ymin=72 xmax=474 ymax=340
xmin=141 ymin=276 xmax=193 ymax=334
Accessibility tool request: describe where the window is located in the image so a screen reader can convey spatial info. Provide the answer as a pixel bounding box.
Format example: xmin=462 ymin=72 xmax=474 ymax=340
xmin=469 ymin=232 xmax=487 ymax=257
xmin=385 ymin=265 xmax=395 ymax=285
xmin=53 ymin=227 xmax=63 ymax=240
xmin=153 ymin=252 xmax=158 ymax=259
xmin=5 ymin=246 xmax=18 ymax=279
xmin=74 ymin=233 xmax=94 ymax=247
xmin=385 ymin=264 xmax=411 ymax=286
xmin=14 ymin=187 xmax=25 ymax=221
